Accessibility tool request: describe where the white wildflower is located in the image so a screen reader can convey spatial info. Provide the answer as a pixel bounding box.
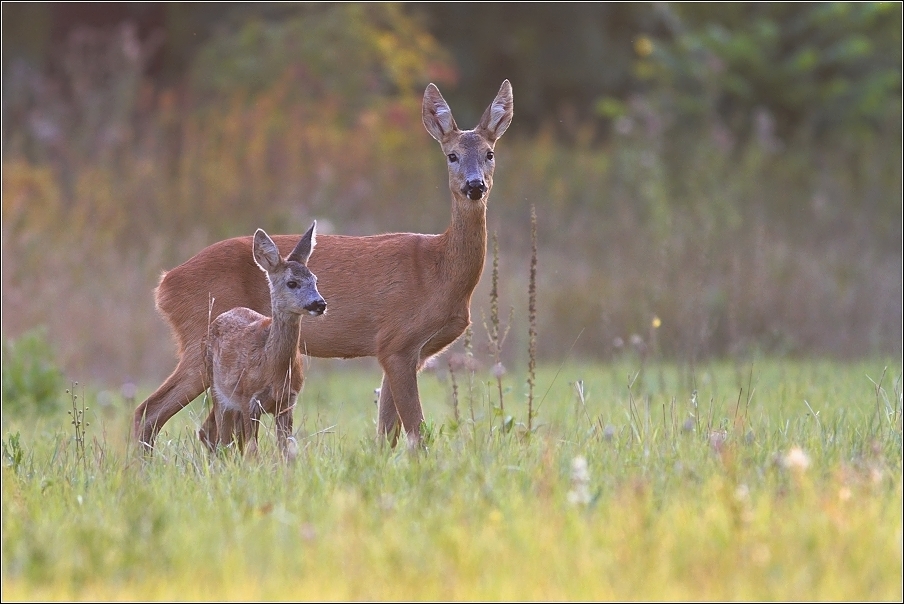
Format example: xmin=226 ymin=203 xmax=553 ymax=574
xmin=567 ymin=455 xmax=592 ymax=505
xmin=285 ymin=437 xmax=299 ymax=463
xmin=783 ymin=446 xmax=811 ymax=472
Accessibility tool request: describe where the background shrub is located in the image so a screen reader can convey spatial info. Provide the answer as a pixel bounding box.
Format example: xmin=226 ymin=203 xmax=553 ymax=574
xmin=2 ymin=328 xmax=66 ymax=415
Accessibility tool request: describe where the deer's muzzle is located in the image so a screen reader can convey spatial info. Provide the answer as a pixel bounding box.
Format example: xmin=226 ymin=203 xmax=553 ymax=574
xmin=463 ymin=179 xmax=487 ymax=200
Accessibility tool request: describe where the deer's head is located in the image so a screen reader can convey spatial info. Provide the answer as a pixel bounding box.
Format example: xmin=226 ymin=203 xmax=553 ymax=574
xmin=422 ymin=80 xmax=514 ymax=204
xmin=253 ymin=222 xmax=326 ymax=317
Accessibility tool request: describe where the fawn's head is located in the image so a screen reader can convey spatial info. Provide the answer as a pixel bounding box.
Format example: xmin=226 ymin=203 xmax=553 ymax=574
xmin=422 ymin=80 xmax=513 ymax=204
xmin=253 ymin=222 xmax=326 ymax=317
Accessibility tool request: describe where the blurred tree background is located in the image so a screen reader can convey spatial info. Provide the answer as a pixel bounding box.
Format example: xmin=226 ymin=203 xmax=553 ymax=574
xmin=1 ymin=2 xmax=901 ymax=387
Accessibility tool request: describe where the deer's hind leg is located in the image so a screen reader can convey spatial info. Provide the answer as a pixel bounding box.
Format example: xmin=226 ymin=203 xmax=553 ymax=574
xmin=198 ymin=355 xmax=219 ymax=451
xmin=214 ymin=399 xmax=241 ymax=452
xmin=242 ymin=396 xmax=263 ymax=458
xmin=198 ymin=407 xmax=219 ymax=452
xmin=133 ymin=341 xmax=208 ymax=453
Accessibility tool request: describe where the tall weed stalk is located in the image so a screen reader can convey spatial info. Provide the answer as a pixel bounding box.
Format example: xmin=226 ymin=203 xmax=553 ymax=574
xmin=484 ymin=230 xmax=513 ymax=432
xmin=527 ymin=205 xmax=538 ymax=432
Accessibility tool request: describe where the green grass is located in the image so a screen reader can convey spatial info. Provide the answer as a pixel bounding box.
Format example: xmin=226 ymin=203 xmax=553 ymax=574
xmin=2 ymin=358 xmax=902 ymax=600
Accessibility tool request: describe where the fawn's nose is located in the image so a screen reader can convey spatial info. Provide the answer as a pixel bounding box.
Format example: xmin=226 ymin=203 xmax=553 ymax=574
xmin=463 ymin=179 xmax=487 ymax=200
xmin=305 ymin=299 xmax=327 ymax=316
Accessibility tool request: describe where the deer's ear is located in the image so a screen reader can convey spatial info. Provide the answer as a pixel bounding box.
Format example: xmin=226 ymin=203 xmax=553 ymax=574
xmin=289 ymin=221 xmax=316 ymax=265
xmin=252 ymin=228 xmax=282 ymax=273
xmin=477 ymin=79 xmax=513 ymax=142
xmin=422 ymin=83 xmax=458 ymax=142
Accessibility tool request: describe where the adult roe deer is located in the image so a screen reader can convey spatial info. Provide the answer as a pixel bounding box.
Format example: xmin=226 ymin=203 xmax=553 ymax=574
xmin=203 ymin=223 xmax=325 ymax=457
xmin=133 ymin=80 xmax=513 ymax=452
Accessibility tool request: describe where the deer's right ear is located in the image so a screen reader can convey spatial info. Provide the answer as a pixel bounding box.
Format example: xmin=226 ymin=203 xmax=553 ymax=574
xmin=252 ymin=228 xmax=282 ymax=273
xmin=422 ymin=83 xmax=458 ymax=142
xmin=478 ymin=79 xmax=513 ymax=142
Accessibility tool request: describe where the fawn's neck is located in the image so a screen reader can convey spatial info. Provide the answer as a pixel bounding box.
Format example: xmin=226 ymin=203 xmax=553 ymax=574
xmin=264 ymin=311 xmax=302 ymax=376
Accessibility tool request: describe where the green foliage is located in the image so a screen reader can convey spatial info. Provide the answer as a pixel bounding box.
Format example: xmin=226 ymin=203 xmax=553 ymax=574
xmin=646 ymin=2 xmax=902 ymax=142
xmin=190 ymin=4 xmax=451 ymax=115
xmin=1 ymin=329 xmax=65 ymax=416
xmin=414 ymin=3 xmax=668 ymax=132
xmin=2 ymin=432 xmax=25 ymax=474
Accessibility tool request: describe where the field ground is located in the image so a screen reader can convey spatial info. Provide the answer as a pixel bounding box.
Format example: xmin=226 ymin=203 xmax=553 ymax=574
xmin=2 ymin=358 xmax=902 ymax=600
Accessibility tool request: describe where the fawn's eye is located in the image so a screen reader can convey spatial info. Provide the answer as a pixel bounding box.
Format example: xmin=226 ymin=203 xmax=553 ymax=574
xmin=287 ymin=281 xmax=299 ymax=289
xmin=486 ymin=151 xmax=494 ymax=160
xmin=447 ymin=153 xmax=458 ymax=163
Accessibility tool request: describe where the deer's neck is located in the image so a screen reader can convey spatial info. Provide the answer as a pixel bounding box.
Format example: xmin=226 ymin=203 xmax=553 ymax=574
xmin=264 ymin=311 xmax=301 ymax=374
xmin=439 ymin=197 xmax=488 ymax=295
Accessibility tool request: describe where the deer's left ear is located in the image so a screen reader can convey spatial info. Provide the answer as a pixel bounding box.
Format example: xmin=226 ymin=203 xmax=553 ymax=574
xmin=289 ymin=220 xmax=316 ymax=265
xmin=478 ymin=80 xmax=513 ymax=142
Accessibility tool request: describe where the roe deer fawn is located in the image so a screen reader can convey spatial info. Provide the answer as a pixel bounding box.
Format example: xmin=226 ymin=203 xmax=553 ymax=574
xmin=203 ymin=222 xmax=325 ymax=457
xmin=133 ymin=80 xmax=513 ymax=452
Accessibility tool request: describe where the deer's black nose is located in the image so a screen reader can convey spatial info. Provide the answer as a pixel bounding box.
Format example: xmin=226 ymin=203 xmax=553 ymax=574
xmin=305 ymin=299 xmax=327 ymax=316
xmin=464 ymin=179 xmax=487 ymax=200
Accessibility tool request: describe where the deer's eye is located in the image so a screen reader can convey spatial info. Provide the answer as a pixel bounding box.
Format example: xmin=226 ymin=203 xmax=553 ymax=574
xmin=486 ymin=151 xmax=494 ymax=161
xmin=287 ymin=281 xmax=299 ymax=289
xmin=447 ymin=153 xmax=458 ymax=163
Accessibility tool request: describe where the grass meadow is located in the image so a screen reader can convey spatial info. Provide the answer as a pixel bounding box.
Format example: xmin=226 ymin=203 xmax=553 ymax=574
xmin=2 ymin=356 xmax=901 ymax=600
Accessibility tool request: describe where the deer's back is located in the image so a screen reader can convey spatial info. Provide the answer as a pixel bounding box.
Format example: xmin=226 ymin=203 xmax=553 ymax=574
xmin=158 ymin=231 xmax=467 ymax=360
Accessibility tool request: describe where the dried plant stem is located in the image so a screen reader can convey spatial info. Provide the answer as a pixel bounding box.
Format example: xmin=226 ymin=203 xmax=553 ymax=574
xmin=66 ymin=381 xmax=89 ymax=477
xmin=489 ymin=231 xmax=503 ymax=419
xmin=484 ymin=230 xmax=512 ymax=430
xmin=527 ymin=205 xmax=538 ymax=432
xmin=448 ymin=357 xmax=460 ymax=423
xmin=463 ymin=325 xmax=479 ymax=447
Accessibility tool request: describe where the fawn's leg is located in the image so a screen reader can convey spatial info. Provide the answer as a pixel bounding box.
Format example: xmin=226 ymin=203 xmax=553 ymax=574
xmin=273 ymin=395 xmax=296 ymax=458
xmin=243 ymin=397 xmax=262 ymax=458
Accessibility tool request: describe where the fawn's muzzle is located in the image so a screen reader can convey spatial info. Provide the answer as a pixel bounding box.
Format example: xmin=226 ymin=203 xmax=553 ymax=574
xmin=305 ymin=299 xmax=327 ymax=316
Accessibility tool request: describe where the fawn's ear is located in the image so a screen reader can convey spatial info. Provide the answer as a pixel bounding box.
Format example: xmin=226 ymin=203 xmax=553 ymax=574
xmin=422 ymin=83 xmax=458 ymax=143
xmin=477 ymin=79 xmax=513 ymax=142
xmin=252 ymin=228 xmax=282 ymax=273
xmin=288 ymin=221 xmax=316 ymax=265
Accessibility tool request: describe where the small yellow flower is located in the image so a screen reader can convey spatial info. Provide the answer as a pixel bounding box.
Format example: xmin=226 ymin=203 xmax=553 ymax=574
xmin=751 ymin=544 xmax=771 ymax=566
xmin=634 ymin=36 xmax=654 ymax=58
xmin=652 ymin=315 xmax=661 ymax=329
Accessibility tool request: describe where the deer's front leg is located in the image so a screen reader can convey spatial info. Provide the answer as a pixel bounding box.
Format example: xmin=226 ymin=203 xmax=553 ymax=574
xmin=379 ymin=353 xmax=425 ymax=451
xmin=274 ymin=396 xmax=295 ymax=458
xmin=376 ymin=373 xmax=402 ymax=447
